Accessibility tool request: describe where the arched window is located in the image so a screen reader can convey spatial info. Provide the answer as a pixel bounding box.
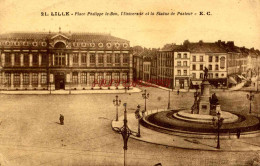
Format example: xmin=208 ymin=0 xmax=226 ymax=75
xmin=54 ymin=42 xmax=66 ymax=48
xmin=220 ymin=57 xmax=225 ymax=69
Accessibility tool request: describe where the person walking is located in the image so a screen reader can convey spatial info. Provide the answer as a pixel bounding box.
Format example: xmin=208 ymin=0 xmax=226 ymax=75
xmin=60 ymin=114 xmax=64 ymax=125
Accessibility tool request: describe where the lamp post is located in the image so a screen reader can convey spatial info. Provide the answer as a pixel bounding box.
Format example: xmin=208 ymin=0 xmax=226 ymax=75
xmin=135 ymin=105 xmax=142 ymax=137
xmin=113 ymin=103 xmax=136 ymax=166
xmin=247 ymin=91 xmax=254 ymax=114
xmin=142 ymin=89 xmax=149 ymax=112
xmin=113 ymin=95 xmax=121 ymax=121
xmin=167 ymin=90 xmax=171 ymax=109
xmin=212 ymin=112 xmax=224 ymax=149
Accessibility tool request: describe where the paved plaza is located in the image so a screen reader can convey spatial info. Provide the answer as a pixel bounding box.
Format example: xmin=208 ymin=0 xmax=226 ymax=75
xmin=0 ymin=87 xmax=259 ymax=165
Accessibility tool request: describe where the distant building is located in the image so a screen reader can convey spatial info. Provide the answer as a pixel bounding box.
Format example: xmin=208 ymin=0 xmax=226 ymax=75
xmin=0 ymin=31 xmax=132 ymax=90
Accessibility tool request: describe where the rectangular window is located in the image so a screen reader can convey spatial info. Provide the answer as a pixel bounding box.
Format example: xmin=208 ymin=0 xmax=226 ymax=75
xmin=183 ymin=53 xmax=187 ymax=59
xmin=177 ymin=61 xmax=181 ymax=66
xmin=192 ymin=64 xmax=196 ymax=70
xmin=107 ymin=54 xmax=112 ymax=64
xmin=90 ymin=53 xmax=95 ymax=64
xmin=81 ymin=53 xmax=87 ymax=64
xmin=216 ymin=56 xmax=219 ymax=62
xmin=209 ymin=73 xmax=213 ymax=78
xmin=215 ymin=65 xmax=219 ymax=70
xmin=73 ymin=54 xmax=78 ymax=64
xmin=209 ymin=56 xmax=212 ymax=62
xmin=32 ymin=73 xmax=38 ymax=85
xmin=41 ymin=73 xmax=47 ymax=84
xmin=15 ymin=54 xmax=20 ymax=65
xmin=89 ymin=73 xmax=95 ymax=85
xmin=123 ymin=53 xmax=128 ymax=63
xmin=5 ymin=53 xmax=11 ymax=63
xmin=200 ymin=56 xmax=203 ymax=62
xmin=72 ymin=72 xmax=78 ymax=84
xmin=192 ymin=73 xmax=196 ymax=78
xmin=98 ymin=54 xmax=103 ymax=63
xmin=24 ymin=54 xmax=29 ymax=65
xmin=177 ymin=70 xmax=181 ymax=75
xmin=200 ymin=73 xmax=204 ymax=79
xmin=183 ymin=70 xmax=187 ymax=76
xmin=192 ymin=56 xmax=196 ymax=62
xmin=14 ymin=73 xmax=20 ymax=86
xmin=177 ymin=53 xmax=181 ymax=58
xmin=183 ymin=61 xmax=187 ymax=66
xmin=41 ymin=54 xmax=47 ymax=65
xmin=200 ymin=65 xmax=203 ymax=70
xmin=81 ymin=72 xmax=87 ymax=84
xmin=115 ymin=53 xmax=120 ymax=64
xmin=23 ymin=73 xmax=29 ymax=85
xmin=33 ymin=54 xmax=38 ymax=65
xmin=209 ymin=65 xmax=212 ymax=70
xmin=5 ymin=73 xmax=11 ymax=85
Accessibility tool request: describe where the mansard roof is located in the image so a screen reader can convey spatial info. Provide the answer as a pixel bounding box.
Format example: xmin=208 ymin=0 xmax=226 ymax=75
xmin=161 ymin=44 xmax=188 ymax=52
xmin=0 ymin=32 xmax=129 ymax=42
xmin=187 ymin=42 xmax=227 ymax=53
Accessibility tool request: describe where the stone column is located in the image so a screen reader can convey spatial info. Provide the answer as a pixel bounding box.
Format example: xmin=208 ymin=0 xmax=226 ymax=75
xmin=87 ymin=72 xmax=90 ymax=86
xmin=87 ymin=52 xmax=90 ymax=67
xmin=78 ymin=72 xmax=81 ymax=88
xmin=38 ymin=73 xmax=41 ymax=88
xmin=103 ymin=72 xmax=106 ymax=88
xmin=2 ymin=72 xmax=5 ymax=89
xmin=95 ymin=52 xmax=98 ymax=67
xmin=29 ymin=72 xmax=32 ymax=89
xmin=95 ymin=72 xmax=98 ymax=87
xmin=52 ymin=54 xmax=55 ymax=66
xmin=65 ymin=53 xmax=68 ymax=66
xmin=112 ymin=52 xmax=115 ymax=67
xmin=104 ymin=53 xmax=107 ymax=67
xmin=29 ymin=53 xmax=33 ymax=67
xmin=69 ymin=54 xmax=73 ymax=67
xmin=20 ymin=73 xmax=23 ymax=88
xmin=20 ymin=54 xmax=24 ymax=66
xmin=78 ymin=52 xmax=81 ymax=66
xmin=39 ymin=54 xmax=42 ymax=66
xmin=120 ymin=53 xmax=123 ymax=67
xmin=1 ymin=53 xmax=5 ymax=66
xmin=11 ymin=53 xmax=15 ymax=66
xmin=11 ymin=73 xmax=14 ymax=89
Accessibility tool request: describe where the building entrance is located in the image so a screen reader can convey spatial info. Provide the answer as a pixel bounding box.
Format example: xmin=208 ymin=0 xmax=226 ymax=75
xmin=55 ymin=73 xmax=65 ymax=90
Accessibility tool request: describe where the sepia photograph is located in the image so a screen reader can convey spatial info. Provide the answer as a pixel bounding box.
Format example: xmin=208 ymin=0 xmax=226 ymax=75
xmin=0 ymin=0 xmax=259 ymax=165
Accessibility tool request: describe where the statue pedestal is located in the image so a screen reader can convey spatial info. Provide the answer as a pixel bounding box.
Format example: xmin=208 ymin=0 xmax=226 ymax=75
xmin=198 ymin=80 xmax=211 ymax=115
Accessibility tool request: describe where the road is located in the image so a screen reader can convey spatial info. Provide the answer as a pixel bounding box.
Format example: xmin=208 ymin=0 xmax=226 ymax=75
xmin=0 ymin=87 xmax=259 ymax=165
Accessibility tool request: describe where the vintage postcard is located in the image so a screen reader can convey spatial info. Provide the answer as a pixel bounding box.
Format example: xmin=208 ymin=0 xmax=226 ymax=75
xmin=0 ymin=0 xmax=259 ymax=165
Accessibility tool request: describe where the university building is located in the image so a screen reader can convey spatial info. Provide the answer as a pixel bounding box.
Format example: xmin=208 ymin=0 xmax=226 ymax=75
xmin=0 ymin=30 xmax=133 ymax=90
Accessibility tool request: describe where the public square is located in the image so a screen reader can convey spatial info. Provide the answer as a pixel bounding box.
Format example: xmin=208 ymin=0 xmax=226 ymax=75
xmin=0 ymin=86 xmax=259 ymax=166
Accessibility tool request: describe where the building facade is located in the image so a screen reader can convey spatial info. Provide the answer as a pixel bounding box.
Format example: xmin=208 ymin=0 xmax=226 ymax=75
xmin=0 ymin=31 xmax=132 ymax=90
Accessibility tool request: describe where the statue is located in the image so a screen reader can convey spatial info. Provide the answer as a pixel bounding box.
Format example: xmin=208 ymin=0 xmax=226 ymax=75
xmin=203 ymin=67 xmax=208 ymax=80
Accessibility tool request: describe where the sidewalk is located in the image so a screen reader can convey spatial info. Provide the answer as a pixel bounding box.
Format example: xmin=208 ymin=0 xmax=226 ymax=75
xmin=111 ymin=112 xmax=260 ymax=152
xmin=0 ymin=87 xmax=142 ymax=95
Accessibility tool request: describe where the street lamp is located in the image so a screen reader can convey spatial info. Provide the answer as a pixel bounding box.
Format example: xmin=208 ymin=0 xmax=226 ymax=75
xmin=135 ymin=105 xmax=142 ymax=137
xmin=113 ymin=95 xmax=121 ymax=121
xmin=247 ymin=91 xmax=254 ymax=114
xmin=167 ymin=90 xmax=171 ymax=109
xmin=113 ymin=103 xmax=136 ymax=166
xmin=212 ymin=112 xmax=224 ymax=149
xmin=142 ymin=89 xmax=149 ymax=112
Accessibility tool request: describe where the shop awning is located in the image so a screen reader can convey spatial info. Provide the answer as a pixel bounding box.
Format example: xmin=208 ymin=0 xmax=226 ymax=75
xmin=228 ymin=77 xmax=237 ymax=84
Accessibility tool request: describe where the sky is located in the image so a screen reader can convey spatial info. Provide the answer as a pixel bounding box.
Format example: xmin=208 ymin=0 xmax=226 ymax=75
xmin=0 ymin=0 xmax=259 ymax=49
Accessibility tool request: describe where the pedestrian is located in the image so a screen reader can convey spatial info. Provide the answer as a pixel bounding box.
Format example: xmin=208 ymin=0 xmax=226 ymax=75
xmin=177 ymin=89 xmax=180 ymax=95
xmin=237 ymin=129 xmax=241 ymax=139
xmin=59 ymin=114 xmax=64 ymax=125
